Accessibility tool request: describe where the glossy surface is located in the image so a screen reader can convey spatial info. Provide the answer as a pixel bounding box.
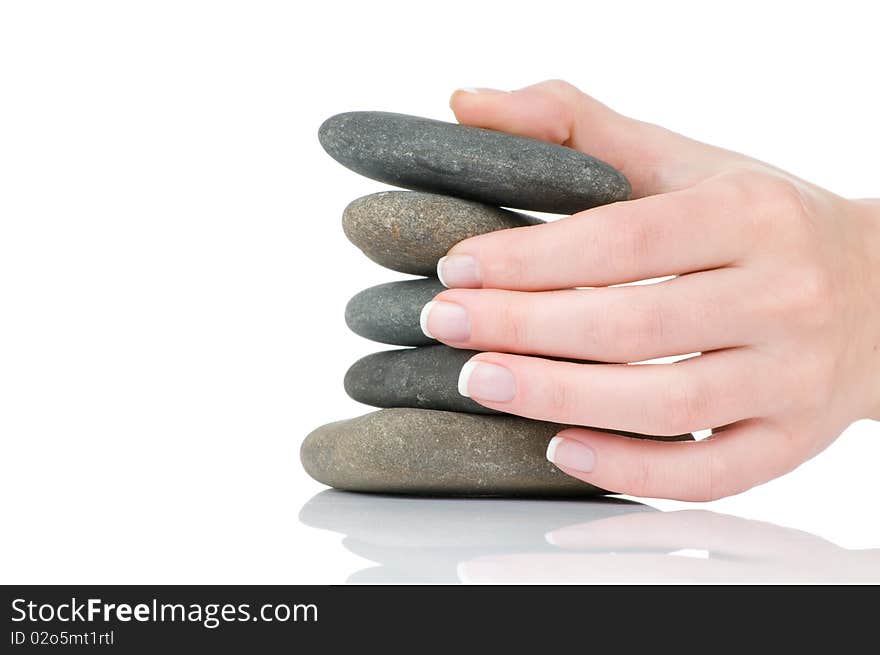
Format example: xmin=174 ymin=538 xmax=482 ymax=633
xmin=300 ymin=490 xmax=880 ymax=584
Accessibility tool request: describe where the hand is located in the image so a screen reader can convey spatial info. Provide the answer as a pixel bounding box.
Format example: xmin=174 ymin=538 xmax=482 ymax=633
xmin=421 ymin=80 xmax=880 ymax=500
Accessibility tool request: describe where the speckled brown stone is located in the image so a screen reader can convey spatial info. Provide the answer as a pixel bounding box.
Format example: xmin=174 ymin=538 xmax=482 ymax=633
xmin=300 ymin=408 xmax=693 ymax=497
xmin=342 ymin=191 xmax=542 ymax=276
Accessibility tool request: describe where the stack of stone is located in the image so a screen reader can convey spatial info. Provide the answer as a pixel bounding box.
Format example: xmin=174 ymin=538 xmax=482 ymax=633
xmin=301 ymin=111 xmax=691 ymax=497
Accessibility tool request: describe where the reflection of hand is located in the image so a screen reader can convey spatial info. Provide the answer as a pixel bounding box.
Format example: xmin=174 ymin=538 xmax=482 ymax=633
xmin=422 ymin=80 xmax=880 ymax=500
xmin=458 ymin=510 xmax=880 ymax=584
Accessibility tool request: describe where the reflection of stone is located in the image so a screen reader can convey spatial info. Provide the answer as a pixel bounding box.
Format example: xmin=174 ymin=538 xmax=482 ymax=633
xmin=300 ymin=492 xmax=880 ymax=584
xmin=301 ymin=408 xmax=691 ymax=497
xmin=299 ymin=490 xmax=654 ymax=583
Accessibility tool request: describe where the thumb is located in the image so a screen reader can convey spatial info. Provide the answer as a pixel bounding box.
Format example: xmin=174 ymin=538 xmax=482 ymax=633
xmin=450 ymin=80 xmax=744 ymax=198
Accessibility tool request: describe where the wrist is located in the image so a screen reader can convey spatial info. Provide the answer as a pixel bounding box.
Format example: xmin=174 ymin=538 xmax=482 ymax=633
xmin=857 ymin=199 xmax=880 ymax=420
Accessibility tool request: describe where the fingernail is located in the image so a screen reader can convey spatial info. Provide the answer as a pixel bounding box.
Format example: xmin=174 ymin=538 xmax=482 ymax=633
xmin=450 ymin=88 xmax=482 ymax=109
xmin=419 ymin=301 xmax=470 ymax=341
xmin=458 ymin=360 xmax=516 ymax=402
xmin=544 ymin=531 xmax=560 ymax=547
xmin=546 ymin=436 xmax=596 ymax=473
xmin=437 ymin=255 xmax=481 ymax=288
xmin=454 ymin=87 xmax=508 ymax=95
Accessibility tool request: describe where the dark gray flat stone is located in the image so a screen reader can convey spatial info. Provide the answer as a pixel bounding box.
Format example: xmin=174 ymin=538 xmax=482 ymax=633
xmin=300 ymin=408 xmax=692 ymax=497
xmin=319 ymin=111 xmax=631 ymax=214
xmin=345 ymin=278 xmax=444 ymax=346
xmin=345 ymin=345 xmax=495 ymax=414
xmin=343 ymin=191 xmax=541 ymax=276
xmin=344 ymin=345 xmax=610 ymax=414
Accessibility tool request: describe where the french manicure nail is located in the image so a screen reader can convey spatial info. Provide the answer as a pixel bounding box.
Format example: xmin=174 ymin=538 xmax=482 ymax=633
xmin=419 ymin=301 xmax=470 ymax=341
xmin=546 ymin=436 xmax=596 ymax=473
xmin=544 ymin=531 xmax=561 ymax=547
xmin=455 ymin=87 xmax=508 ymax=95
xmin=458 ymin=360 xmax=516 ymax=402
xmin=437 ymin=254 xmax=481 ymax=288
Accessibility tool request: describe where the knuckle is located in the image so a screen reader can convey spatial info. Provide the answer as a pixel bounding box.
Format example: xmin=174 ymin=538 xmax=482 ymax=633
xmin=715 ymin=170 xmax=810 ymax=221
xmin=537 ymin=79 xmax=581 ymax=98
xmin=529 ymin=80 xmax=584 ymax=143
xmin=702 ymin=442 xmax=733 ymax=501
xmin=766 ymin=422 xmax=817 ymax=471
xmin=671 ymin=440 xmax=735 ymax=502
xmin=546 ymin=378 xmax=575 ymax=418
xmin=799 ymin=265 xmax=835 ymax=308
xmin=609 ymin=216 xmax=656 ymax=271
xmin=630 ymin=300 xmax=668 ymax=355
xmin=620 ymin=451 xmax=654 ymax=497
xmin=707 ymin=170 xmax=817 ymax=247
xmin=602 ymin=298 xmax=667 ymax=361
xmin=793 ymin=351 xmax=837 ymax=411
xmin=660 ymin=370 xmax=711 ymax=435
xmin=622 ymin=441 xmax=736 ymax=502
xmin=484 ymin=247 xmax=528 ymax=289
xmin=498 ymin=302 xmax=531 ymax=349
xmin=763 ymin=176 xmax=811 ymax=219
xmin=712 ymin=168 xmax=770 ymax=202
xmin=781 ymin=266 xmax=836 ymax=327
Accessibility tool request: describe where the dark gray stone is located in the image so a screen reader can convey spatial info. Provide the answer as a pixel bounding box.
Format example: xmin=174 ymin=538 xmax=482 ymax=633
xmin=344 ymin=345 xmax=495 ymax=414
xmin=300 ymin=408 xmax=692 ymax=497
xmin=319 ymin=111 xmax=631 ymax=214
xmin=345 ymin=278 xmax=444 ymax=346
xmin=344 ymin=345 xmax=609 ymax=414
xmin=342 ymin=191 xmax=541 ymax=276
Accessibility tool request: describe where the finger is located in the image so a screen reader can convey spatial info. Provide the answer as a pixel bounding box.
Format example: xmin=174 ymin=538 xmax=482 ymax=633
xmin=547 ymin=419 xmax=811 ymax=501
xmin=428 ymin=267 xmax=762 ymax=362
xmin=439 ymin=173 xmax=761 ymax=291
xmin=458 ymin=349 xmax=772 ymax=436
xmin=450 ymin=80 xmax=745 ymax=197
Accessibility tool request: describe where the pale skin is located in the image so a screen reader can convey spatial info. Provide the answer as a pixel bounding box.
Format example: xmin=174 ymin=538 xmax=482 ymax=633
xmin=421 ymin=80 xmax=880 ymax=501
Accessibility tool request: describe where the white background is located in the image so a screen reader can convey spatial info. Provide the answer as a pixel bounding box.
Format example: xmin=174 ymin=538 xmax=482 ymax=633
xmin=1 ymin=1 xmax=878 ymax=583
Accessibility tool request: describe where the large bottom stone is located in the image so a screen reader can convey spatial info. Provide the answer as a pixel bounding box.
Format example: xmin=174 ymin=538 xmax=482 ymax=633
xmin=301 ymin=408 xmax=692 ymax=497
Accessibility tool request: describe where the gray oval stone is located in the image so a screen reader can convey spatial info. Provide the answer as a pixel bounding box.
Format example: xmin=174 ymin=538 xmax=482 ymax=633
xmin=319 ymin=111 xmax=631 ymax=214
xmin=300 ymin=408 xmax=692 ymax=497
xmin=345 ymin=278 xmax=444 ymax=346
xmin=343 ymin=191 xmax=542 ymax=276
xmin=344 ymin=345 xmax=496 ymax=414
